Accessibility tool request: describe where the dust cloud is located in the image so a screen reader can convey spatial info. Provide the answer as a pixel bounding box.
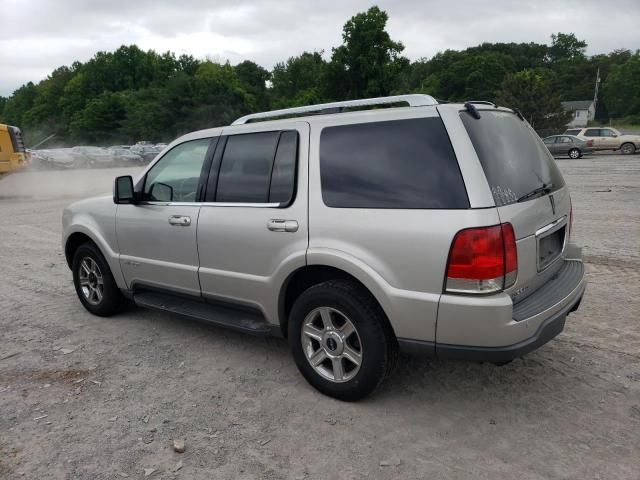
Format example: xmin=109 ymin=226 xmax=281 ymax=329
xmin=0 ymin=167 xmax=142 ymax=200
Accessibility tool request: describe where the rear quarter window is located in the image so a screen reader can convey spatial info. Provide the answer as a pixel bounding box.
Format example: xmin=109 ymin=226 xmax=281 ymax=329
xmin=319 ymin=117 xmax=469 ymax=209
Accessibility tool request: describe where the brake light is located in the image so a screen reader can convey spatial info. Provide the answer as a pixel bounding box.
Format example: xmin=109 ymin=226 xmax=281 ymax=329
xmin=445 ymin=223 xmax=518 ymax=294
xmin=586 ymin=139 xmax=593 ymax=147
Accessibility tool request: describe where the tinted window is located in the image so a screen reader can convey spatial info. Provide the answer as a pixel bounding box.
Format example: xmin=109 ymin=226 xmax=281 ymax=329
xmin=600 ymin=129 xmax=616 ymax=137
xmin=543 ymin=137 xmax=555 ymax=145
xmin=565 ymin=129 xmax=581 ymax=136
xmin=216 ymin=132 xmax=280 ymax=203
xmin=584 ymin=129 xmax=600 ymax=137
xmin=320 ymin=118 xmax=469 ymax=209
xmin=143 ymin=138 xmax=210 ymax=202
xmin=269 ymin=131 xmax=298 ymax=204
xmin=460 ymin=110 xmax=565 ymax=206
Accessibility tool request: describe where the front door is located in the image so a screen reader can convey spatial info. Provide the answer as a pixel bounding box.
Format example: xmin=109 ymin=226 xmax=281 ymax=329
xmin=116 ymin=138 xmax=213 ymax=296
xmin=196 ymin=122 xmax=310 ymax=323
xmin=599 ymin=128 xmax=619 ymax=149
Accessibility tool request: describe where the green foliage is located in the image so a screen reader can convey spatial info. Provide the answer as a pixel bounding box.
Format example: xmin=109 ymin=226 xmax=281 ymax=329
xmin=0 ymin=6 xmax=636 ymax=144
xmin=547 ymin=33 xmax=587 ymax=63
xmin=69 ymin=91 xmax=127 ymax=143
xmin=497 ymin=70 xmax=571 ymax=131
xmin=271 ymin=52 xmax=328 ymax=107
xmin=0 ymin=96 xmax=7 ymax=119
xmin=603 ymin=52 xmax=640 ymax=118
xmin=325 ymin=6 xmax=409 ymax=100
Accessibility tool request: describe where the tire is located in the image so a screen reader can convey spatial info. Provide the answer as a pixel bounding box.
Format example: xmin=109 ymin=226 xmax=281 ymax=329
xmin=620 ymin=142 xmax=636 ymax=155
xmin=72 ymin=242 xmax=124 ymax=317
xmin=288 ymin=280 xmax=398 ymax=401
xmin=568 ymin=148 xmax=581 ymax=159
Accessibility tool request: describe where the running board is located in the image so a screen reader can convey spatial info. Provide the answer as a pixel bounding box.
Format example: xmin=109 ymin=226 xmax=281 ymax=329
xmin=133 ymin=291 xmax=277 ymax=336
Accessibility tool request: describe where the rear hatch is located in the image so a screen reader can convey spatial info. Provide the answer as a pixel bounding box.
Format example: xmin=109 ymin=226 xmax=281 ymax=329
xmin=460 ymin=109 xmax=571 ymax=304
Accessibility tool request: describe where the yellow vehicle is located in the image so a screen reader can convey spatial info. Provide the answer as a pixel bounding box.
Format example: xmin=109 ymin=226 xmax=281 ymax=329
xmin=0 ymin=124 xmax=28 ymax=174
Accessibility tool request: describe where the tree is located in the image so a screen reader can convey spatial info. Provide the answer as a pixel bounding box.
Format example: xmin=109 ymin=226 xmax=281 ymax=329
xmin=326 ymin=6 xmax=408 ymax=100
xmin=497 ymin=69 xmax=571 ymax=132
xmin=1 ymin=82 xmax=38 ymax=127
xmin=189 ymin=61 xmax=254 ymax=128
xmin=547 ymin=33 xmax=587 ymax=63
xmin=271 ymin=51 xmax=328 ymax=107
xmin=235 ymin=60 xmax=270 ymax=109
xmin=68 ymin=91 xmax=127 ymax=143
xmin=0 ymin=96 xmax=7 ymax=120
xmin=603 ymin=52 xmax=640 ymax=119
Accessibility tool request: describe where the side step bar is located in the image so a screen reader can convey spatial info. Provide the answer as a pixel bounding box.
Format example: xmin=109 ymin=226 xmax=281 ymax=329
xmin=133 ymin=291 xmax=278 ymax=337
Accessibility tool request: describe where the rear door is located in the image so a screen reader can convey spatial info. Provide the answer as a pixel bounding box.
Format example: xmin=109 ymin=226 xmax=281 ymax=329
xmin=583 ymin=128 xmax=603 ymax=149
xmin=196 ymin=122 xmax=309 ymax=324
xmin=459 ymin=109 xmax=570 ymax=304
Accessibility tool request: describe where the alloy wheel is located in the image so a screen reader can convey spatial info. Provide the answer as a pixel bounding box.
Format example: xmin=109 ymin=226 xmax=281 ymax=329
xmin=78 ymin=257 xmax=104 ymax=305
xmin=621 ymin=143 xmax=635 ymax=155
xmin=301 ymin=307 xmax=363 ymax=383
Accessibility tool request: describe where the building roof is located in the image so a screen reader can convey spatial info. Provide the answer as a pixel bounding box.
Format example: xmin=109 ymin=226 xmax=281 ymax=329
xmin=561 ymin=100 xmax=594 ymax=111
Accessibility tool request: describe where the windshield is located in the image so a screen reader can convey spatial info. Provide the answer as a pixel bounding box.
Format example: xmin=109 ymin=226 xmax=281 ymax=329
xmin=460 ymin=110 xmax=565 ymax=206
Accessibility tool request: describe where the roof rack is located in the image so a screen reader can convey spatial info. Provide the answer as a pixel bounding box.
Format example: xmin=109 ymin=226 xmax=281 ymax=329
xmin=231 ymin=94 xmax=438 ymax=125
xmin=465 ymin=100 xmax=498 ymax=107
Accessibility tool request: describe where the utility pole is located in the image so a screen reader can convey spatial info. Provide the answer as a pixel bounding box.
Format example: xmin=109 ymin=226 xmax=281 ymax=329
xmin=592 ymin=67 xmax=600 ymax=122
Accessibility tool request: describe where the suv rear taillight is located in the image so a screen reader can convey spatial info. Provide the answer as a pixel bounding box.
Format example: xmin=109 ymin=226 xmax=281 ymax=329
xmin=586 ymin=139 xmax=594 ymax=147
xmin=445 ymin=223 xmax=518 ymax=294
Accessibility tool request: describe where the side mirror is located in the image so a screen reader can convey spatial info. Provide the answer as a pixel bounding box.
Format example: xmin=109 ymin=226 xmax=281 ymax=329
xmin=149 ymin=182 xmax=173 ymax=202
xmin=114 ymin=175 xmax=135 ymax=204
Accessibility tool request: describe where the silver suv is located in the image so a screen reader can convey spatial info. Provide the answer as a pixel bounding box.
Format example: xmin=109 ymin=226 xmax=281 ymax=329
xmin=62 ymin=95 xmax=586 ymax=400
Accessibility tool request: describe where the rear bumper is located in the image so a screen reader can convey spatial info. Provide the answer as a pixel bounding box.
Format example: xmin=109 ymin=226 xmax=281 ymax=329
xmin=435 ymin=289 xmax=583 ymax=362
xmin=399 ymin=257 xmax=586 ymax=361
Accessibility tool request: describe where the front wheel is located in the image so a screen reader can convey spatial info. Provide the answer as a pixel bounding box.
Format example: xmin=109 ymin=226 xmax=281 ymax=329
xmin=621 ymin=142 xmax=636 ymax=155
xmin=568 ymin=148 xmax=581 ymax=159
xmin=72 ymin=242 xmax=124 ymax=316
xmin=289 ymin=280 xmax=398 ymax=401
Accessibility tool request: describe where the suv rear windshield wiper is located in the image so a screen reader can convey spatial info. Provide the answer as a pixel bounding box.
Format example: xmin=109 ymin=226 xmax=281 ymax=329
xmin=517 ymin=183 xmax=553 ymax=203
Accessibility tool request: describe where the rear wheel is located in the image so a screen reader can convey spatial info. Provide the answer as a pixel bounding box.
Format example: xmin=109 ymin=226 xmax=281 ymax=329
xmin=621 ymin=142 xmax=636 ymax=155
xmin=72 ymin=242 xmax=124 ymax=316
xmin=568 ymin=148 xmax=581 ymax=159
xmin=289 ymin=280 xmax=398 ymax=401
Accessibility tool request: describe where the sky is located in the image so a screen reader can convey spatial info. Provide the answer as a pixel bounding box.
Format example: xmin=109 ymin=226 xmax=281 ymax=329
xmin=1 ymin=0 xmax=639 ymax=96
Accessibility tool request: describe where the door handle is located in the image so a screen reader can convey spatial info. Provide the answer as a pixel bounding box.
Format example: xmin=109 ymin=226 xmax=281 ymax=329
xmin=267 ymin=219 xmax=298 ymax=232
xmin=168 ymin=215 xmax=191 ymax=226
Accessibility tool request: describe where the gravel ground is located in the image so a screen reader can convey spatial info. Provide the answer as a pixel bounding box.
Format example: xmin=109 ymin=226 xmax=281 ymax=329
xmin=0 ymin=154 xmax=639 ymax=479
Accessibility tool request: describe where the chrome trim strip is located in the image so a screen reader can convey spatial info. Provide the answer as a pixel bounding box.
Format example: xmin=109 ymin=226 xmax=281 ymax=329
xmin=536 ymin=216 xmax=569 ymax=272
xmin=138 ymin=201 xmax=281 ymax=208
xmin=535 ymin=216 xmax=567 ymax=236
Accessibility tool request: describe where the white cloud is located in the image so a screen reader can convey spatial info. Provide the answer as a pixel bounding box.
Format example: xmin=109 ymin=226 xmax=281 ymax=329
xmin=1 ymin=0 xmax=638 ymax=96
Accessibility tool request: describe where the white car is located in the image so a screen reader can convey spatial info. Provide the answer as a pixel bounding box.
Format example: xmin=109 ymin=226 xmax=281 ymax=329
xmin=564 ymin=127 xmax=639 ymax=154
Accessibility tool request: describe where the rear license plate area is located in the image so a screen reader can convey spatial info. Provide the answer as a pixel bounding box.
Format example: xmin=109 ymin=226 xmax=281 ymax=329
xmin=538 ymin=225 xmax=566 ymax=270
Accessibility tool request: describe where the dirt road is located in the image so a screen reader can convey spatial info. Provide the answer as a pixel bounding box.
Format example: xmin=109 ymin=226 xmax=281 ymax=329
xmin=1 ymin=155 xmax=639 ymax=479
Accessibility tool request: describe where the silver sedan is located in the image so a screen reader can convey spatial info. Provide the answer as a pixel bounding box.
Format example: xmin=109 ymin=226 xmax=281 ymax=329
xmin=543 ymin=135 xmax=594 ymax=159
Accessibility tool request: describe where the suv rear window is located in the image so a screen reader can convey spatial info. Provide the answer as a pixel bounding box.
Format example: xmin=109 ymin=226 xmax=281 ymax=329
xmin=460 ymin=111 xmax=565 ymax=206
xmin=319 ymin=118 xmax=469 ymax=209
